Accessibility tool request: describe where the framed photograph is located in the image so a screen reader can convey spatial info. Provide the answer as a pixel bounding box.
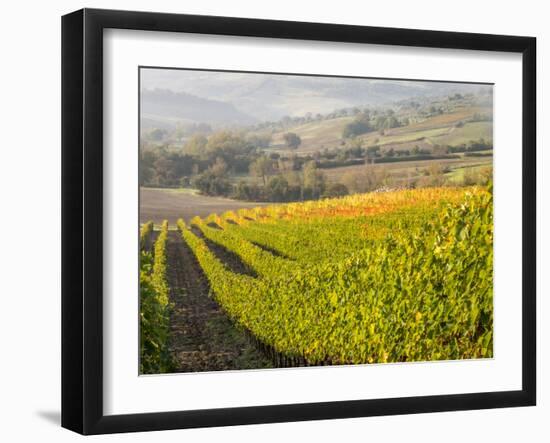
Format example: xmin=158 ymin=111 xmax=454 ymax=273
xmin=61 ymin=8 xmax=536 ymax=435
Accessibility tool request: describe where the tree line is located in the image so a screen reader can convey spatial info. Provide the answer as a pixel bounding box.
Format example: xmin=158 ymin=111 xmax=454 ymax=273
xmin=140 ymin=127 xmax=492 ymax=203
xmin=140 ymin=130 xmax=334 ymax=202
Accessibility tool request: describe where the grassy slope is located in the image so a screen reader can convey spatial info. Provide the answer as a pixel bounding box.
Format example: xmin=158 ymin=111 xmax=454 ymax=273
xmin=270 ymin=116 xmax=354 ymax=152
xmin=268 ymin=106 xmax=492 ymax=154
xmin=432 ymin=121 xmax=493 ymax=146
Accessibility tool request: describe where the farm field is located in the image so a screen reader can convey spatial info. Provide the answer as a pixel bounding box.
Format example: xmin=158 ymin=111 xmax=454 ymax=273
xmin=140 ymin=186 xmax=493 ymax=372
xmin=322 ymin=155 xmax=493 ymax=185
xmin=140 ymin=187 xmax=268 ymax=224
xmin=361 ymin=121 xmax=493 ymax=150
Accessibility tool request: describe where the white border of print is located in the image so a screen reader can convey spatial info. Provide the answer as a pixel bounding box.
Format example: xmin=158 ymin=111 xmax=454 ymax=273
xmin=103 ymin=28 xmax=522 ymax=415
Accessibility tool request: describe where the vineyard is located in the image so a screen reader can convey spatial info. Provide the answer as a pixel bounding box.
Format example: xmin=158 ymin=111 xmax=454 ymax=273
xmin=139 ymin=220 xmax=173 ymax=374
xmin=140 ymin=186 xmax=493 ymax=373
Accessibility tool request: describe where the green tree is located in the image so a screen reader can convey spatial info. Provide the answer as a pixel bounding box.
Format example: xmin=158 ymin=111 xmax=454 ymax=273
xmin=247 ymin=132 xmax=272 ymax=148
xmin=342 ymin=113 xmax=373 ymax=138
xmin=303 ymin=161 xmax=326 ymax=199
xmin=139 ymin=149 xmax=157 ymax=185
xmin=206 ymin=131 xmax=250 ymax=157
xmin=266 ymin=175 xmax=290 ymax=202
xmin=366 ymin=145 xmax=381 ymax=159
xmin=250 ymin=156 xmax=274 ymax=185
xmin=210 ymin=157 xmax=228 ymax=176
xmin=323 ymin=183 xmax=349 ymax=198
xmin=384 ymin=148 xmax=396 ymax=158
xmin=184 ymin=134 xmax=208 ymax=156
xmin=147 ymin=128 xmax=167 ymax=142
xmin=193 ymin=171 xmax=231 ymax=196
xmin=283 ymin=132 xmax=302 ymax=149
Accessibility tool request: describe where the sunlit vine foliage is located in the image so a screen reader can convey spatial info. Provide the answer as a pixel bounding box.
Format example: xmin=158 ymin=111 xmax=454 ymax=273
xmin=180 ymin=186 xmax=493 ymax=365
xmin=140 ymin=220 xmax=173 ymax=374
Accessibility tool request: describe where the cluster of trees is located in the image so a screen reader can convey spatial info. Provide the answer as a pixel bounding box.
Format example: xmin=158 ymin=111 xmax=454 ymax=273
xmin=144 ymin=128 xmax=169 ymax=142
xmin=246 ymin=132 xmax=272 ymax=148
xmin=140 ymin=131 xmax=258 ymax=187
xmin=315 ymin=138 xmax=492 ymax=171
xmin=342 ymin=114 xmax=373 ymax=138
xmin=283 ymin=132 xmax=301 ymax=149
xmin=249 ymin=107 xmax=363 ymax=133
xmin=141 ymin=124 xmax=493 ymax=195
xmin=140 ymin=148 xmax=196 ymax=187
xmin=342 ymin=110 xmax=406 ymax=139
xmin=374 ymin=114 xmax=403 ymax=132
xmin=448 ymin=93 xmax=464 ymax=101
xmin=446 ymin=138 xmax=492 ymax=153
xmin=140 ymin=128 xmax=348 ymax=202
xmin=195 ymin=155 xmax=341 ymax=203
xmin=311 ymin=141 xmax=471 ymax=170
xmin=142 ymin=122 xmax=213 ymax=144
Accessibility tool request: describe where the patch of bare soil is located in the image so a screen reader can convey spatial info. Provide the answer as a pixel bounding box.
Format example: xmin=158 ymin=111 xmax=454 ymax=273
xmin=165 ymin=231 xmax=271 ymax=372
xmin=143 ymin=231 xmax=158 ymax=254
xmin=140 ymin=188 xmax=268 ymax=224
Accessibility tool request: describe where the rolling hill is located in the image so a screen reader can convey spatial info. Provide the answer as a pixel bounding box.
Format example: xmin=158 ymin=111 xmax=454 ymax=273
xmin=269 ymin=106 xmax=492 ymax=154
xmin=141 ymin=88 xmax=258 ymax=129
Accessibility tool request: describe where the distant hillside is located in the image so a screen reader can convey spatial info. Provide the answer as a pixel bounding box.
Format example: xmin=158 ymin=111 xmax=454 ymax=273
xmin=141 ymin=68 xmax=489 ymax=122
xmin=141 ymin=89 xmax=257 ymax=129
xmin=270 ymin=106 xmax=493 ymax=154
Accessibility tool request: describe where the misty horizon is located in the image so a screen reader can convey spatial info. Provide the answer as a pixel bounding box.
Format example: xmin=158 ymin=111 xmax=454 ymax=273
xmin=140 ymin=68 xmax=491 ymax=127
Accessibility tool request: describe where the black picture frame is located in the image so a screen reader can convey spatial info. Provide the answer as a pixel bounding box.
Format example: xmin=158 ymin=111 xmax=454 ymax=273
xmin=62 ymin=8 xmax=536 ymax=435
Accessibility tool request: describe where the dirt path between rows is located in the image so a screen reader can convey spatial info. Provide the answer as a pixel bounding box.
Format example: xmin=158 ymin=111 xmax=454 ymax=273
xmin=165 ymin=231 xmax=272 ymax=372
